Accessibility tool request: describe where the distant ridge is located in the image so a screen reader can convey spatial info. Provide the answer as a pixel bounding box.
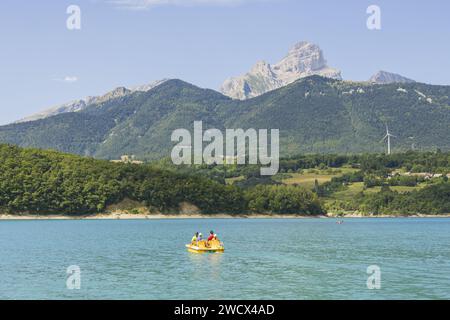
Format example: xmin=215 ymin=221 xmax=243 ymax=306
xmin=16 ymin=79 xmax=169 ymax=123
xmin=369 ymin=71 xmax=415 ymax=84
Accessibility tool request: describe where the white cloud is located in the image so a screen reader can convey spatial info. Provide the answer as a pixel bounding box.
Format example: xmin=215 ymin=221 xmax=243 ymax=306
xmin=64 ymin=76 xmax=79 ymax=83
xmin=53 ymin=76 xmax=79 ymax=83
xmin=108 ymin=0 xmax=263 ymax=10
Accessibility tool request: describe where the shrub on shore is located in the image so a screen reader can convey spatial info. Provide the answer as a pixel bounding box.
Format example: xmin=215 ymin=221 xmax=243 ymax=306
xmin=245 ymin=185 xmax=324 ymax=215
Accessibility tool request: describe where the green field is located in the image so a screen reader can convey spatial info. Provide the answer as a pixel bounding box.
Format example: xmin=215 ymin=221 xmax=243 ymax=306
xmin=277 ymin=167 xmax=359 ymax=189
xmin=327 ymin=182 xmax=428 ymax=203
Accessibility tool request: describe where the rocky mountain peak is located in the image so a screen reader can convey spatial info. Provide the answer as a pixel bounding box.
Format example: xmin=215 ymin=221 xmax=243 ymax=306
xmin=129 ymin=79 xmax=169 ymax=92
xmin=369 ymin=71 xmax=415 ymax=84
xmin=96 ymin=87 xmax=131 ymax=104
xmin=221 ymin=41 xmax=341 ymax=100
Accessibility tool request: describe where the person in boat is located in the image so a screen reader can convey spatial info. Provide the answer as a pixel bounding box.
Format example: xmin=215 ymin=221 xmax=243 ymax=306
xmin=207 ymin=230 xmax=217 ymax=241
xmin=191 ymin=232 xmax=199 ymax=244
xmin=196 ymin=233 xmax=206 ymax=247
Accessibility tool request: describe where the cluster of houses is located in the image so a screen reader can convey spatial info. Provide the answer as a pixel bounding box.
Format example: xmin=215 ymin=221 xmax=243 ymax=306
xmin=110 ymin=155 xmax=144 ymax=165
xmin=400 ymin=172 xmax=450 ymax=180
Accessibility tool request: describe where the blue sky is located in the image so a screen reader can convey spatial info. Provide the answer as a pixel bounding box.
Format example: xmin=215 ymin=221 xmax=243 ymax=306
xmin=0 ymin=0 xmax=449 ymax=124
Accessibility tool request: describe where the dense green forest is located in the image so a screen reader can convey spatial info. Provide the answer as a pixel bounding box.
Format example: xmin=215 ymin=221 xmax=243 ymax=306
xmin=1 ymin=144 xmax=449 ymax=216
xmin=1 ymin=77 xmax=450 ymax=160
xmin=0 ymin=144 xmax=320 ymax=216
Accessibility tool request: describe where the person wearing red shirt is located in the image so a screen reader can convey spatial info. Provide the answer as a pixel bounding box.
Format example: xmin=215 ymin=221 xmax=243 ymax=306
xmin=207 ymin=230 xmax=216 ymax=241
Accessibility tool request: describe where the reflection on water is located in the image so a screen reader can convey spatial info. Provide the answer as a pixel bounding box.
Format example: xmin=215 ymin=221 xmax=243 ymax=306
xmin=188 ymin=251 xmax=223 ymax=268
xmin=188 ymin=252 xmax=224 ymax=284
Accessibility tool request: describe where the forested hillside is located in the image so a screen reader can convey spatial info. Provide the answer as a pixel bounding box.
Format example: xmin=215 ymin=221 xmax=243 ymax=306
xmin=1 ymin=77 xmax=450 ymax=160
xmin=0 ymin=144 xmax=321 ymax=216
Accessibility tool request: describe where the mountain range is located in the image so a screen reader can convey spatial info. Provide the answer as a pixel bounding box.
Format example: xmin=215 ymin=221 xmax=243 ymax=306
xmin=220 ymin=42 xmax=417 ymax=100
xmin=18 ymin=42 xmax=418 ymax=124
xmin=1 ymin=41 xmax=446 ymax=160
xmin=1 ymin=76 xmax=450 ymax=160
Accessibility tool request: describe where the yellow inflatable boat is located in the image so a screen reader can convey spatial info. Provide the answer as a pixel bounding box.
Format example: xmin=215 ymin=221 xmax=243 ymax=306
xmin=186 ymin=239 xmax=225 ymax=253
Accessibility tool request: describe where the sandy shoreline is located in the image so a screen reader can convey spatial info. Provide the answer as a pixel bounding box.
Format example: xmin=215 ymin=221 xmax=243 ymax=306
xmin=1 ymin=212 xmax=450 ymax=220
xmin=0 ymin=213 xmax=326 ymax=220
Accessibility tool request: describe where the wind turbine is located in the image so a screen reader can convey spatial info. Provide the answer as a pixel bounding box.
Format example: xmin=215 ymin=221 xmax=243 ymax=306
xmin=380 ymin=125 xmax=396 ymax=155
xmin=409 ymin=136 xmax=416 ymax=151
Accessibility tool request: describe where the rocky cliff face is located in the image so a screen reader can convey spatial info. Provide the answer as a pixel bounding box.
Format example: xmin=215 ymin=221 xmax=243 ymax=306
xmin=221 ymin=41 xmax=342 ymax=100
xmin=369 ymin=71 xmax=415 ymax=84
xmin=16 ymin=79 xmax=169 ymax=123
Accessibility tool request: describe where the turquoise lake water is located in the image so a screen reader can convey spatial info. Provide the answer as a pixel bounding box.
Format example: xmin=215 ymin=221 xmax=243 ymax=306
xmin=0 ymin=218 xmax=449 ymax=300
